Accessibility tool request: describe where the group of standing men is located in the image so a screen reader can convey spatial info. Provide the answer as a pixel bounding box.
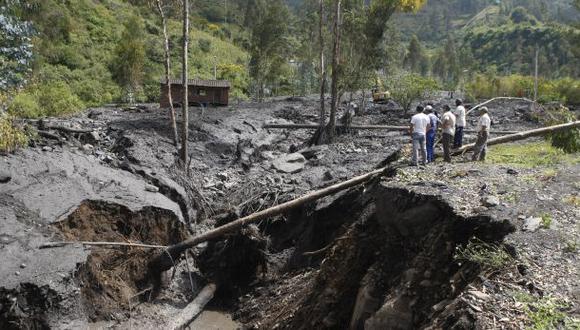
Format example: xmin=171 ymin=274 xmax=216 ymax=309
xmin=409 ymin=99 xmax=491 ymax=166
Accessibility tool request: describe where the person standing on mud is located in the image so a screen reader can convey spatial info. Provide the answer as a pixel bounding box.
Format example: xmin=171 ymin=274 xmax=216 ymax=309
xmin=424 ymin=105 xmax=439 ymax=163
xmin=409 ymin=105 xmax=431 ymax=166
xmin=441 ymin=105 xmax=456 ymax=163
xmin=472 ymin=106 xmax=491 ymax=161
xmin=453 ymin=99 xmax=466 ymax=148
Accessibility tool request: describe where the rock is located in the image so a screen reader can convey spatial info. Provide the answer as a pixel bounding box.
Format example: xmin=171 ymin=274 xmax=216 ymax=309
xmin=507 ymin=168 xmax=518 ymax=175
xmin=299 ymin=145 xmax=328 ymax=160
xmin=432 ymin=299 xmax=451 ymax=312
xmin=468 ymin=290 xmax=491 ymax=301
xmin=323 ymin=171 xmax=333 ymax=181
xmin=42 ymin=146 xmax=53 ymax=152
xmin=0 ymin=173 xmax=11 ymax=184
xmin=272 ymin=153 xmax=306 ymax=174
xmin=216 ymin=172 xmax=229 ymax=181
xmin=90 ymin=131 xmax=101 ymax=142
xmin=482 ymin=195 xmax=500 ymax=207
xmin=82 ymin=144 xmax=94 ymax=151
xmin=20 ymin=263 xmax=26 ymax=269
xmin=145 ymin=184 xmax=159 ymax=193
xmin=523 ymin=217 xmax=541 ymax=232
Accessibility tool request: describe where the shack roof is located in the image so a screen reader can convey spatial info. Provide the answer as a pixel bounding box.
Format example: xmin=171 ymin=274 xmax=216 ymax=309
xmin=160 ymin=79 xmax=231 ymax=88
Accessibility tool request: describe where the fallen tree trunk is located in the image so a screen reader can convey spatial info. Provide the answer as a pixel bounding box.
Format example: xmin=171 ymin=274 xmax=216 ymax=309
xmin=264 ymin=124 xmax=519 ymax=135
xmin=451 ymin=120 xmax=580 ymax=155
xmin=150 ymin=166 xmax=390 ymax=271
xmin=168 ymin=283 xmax=217 ymax=330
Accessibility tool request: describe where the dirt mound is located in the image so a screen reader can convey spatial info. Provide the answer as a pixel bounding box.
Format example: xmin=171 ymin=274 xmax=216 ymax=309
xmin=53 ymin=200 xmax=190 ymax=321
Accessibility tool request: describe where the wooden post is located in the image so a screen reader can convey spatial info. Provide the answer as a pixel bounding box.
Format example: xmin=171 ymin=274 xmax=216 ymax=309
xmin=180 ymin=0 xmax=189 ymax=167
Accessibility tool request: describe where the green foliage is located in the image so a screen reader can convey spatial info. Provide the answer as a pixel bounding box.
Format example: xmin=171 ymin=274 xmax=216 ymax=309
xmin=488 ymin=141 xmax=579 ymax=167
xmin=510 ymin=7 xmax=538 ymax=25
xmin=36 ymin=82 xmax=84 ymax=116
xmin=464 ymin=24 xmax=580 ymax=79
xmin=540 ymin=213 xmax=552 ymax=229
xmin=454 ymin=238 xmax=513 ymax=269
xmin=404 ymin=35 xmax=429 ymax=75
xmin=466 ymin=73 xmax=580 ymax=105
xmin=515 ymin=293 xmax=580 ymax=330
xmin=5 ymin=0 xmax=250 ymax=116
xmin=0 ymin=114 xmax=28 ymax=153
xmin=246 ymin=0 xmax=291 ymax=99
xmin=543 ymin=105 xmax=580 ymax=153
xmin=386 ymin=73 xmax=439 ymax=112
xmin=111 ymin=15 xmax=146 ymax=99
xmin=8 ymin=82 xmax=83 ymax=118
xmin=7 ymin=92 xmax=42 ymax=118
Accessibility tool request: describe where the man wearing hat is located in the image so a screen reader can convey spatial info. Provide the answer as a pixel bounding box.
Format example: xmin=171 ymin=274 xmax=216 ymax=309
xmin=472 ymin=106 xmax=491 ymax=161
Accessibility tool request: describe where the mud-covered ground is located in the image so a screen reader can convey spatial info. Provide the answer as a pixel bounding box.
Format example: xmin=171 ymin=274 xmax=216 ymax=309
xmin=0 ymin=95 xmax=578 ymax=329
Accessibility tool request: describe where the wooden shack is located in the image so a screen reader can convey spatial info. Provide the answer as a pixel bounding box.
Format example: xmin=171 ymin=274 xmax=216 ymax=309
xmin=160 ymin=79 xmax=230 ymax=107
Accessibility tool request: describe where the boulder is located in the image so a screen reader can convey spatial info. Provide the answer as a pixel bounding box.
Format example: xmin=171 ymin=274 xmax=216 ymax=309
xmin=482 ymin=195 xmax=500 ymax=207
xmin=272 ymin=153 xmax=306 ymax=174
xmin=523 ymin=217 xmax=541 ymax=232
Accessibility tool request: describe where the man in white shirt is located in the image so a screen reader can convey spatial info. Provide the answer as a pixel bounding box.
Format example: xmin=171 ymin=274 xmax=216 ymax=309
xmin=472 ymin=107 xmax=491 ymax=161
xmin=409 ymin=105 xmax=431 ymax=166
xmin=441 ymin=105 xmax=456 ymax=162
xmin=453 ymin=99 xmax=466 ymax=148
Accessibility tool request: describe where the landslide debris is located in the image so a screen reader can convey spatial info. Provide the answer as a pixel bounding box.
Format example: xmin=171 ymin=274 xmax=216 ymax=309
xmin=53 ymin=200 xmax=190 ymax=321
xmin=235 ymin=181 xmax=515 ymax=329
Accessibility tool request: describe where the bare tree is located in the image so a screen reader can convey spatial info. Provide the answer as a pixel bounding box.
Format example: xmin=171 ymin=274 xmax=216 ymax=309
xmin=327 ymin=0 xmax=341 ymax=142
xmin=311 ymin=0 xmax=327 ymax=145
xmin=180 ymin=0 xmax=189 ymax=166
xmin=155 ymin=0 xmax=179 ymax=147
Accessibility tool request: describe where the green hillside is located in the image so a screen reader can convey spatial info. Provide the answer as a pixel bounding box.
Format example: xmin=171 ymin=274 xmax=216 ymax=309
xmin=4 ymin=0 xmax=249 ymax=118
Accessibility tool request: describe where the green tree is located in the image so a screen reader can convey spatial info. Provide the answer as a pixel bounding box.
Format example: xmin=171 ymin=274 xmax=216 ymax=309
xmin=387 ymin=73 xmax=439 ymax=113
xmin=111 ymin=15 xmax=146 ymax=102
xmin=247 ymin=0 xmax=291 ymax=101
xmin=404 ymin=35 xmax=428 ymax=75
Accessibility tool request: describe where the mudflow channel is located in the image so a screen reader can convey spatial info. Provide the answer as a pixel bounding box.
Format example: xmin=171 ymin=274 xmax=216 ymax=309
xmin=2 ymin=178 xmax=515 ymax=329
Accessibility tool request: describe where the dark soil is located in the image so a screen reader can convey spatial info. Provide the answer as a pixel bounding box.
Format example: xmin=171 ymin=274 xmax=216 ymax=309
xmin=54 ymin=200 xmax=190 ymax=321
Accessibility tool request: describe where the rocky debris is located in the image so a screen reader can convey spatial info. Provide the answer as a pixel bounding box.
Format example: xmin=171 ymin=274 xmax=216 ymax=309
xmin=298 ymin=145 xmax=328 ymax=160
xmin=522 ymin=217 xmax=542 ymax=232
xmin=481 ymin=195 xmax=500 ymax=207
xmin=272 ymin=153 xmax=306 ymax=174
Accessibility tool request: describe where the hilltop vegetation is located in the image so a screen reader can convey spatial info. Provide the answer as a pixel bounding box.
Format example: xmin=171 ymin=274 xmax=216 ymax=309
xmin=2 ymin=0 xmax=249 ymax=118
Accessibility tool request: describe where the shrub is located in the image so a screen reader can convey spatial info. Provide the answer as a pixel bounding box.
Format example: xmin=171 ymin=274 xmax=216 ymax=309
xmin=386 ymin=73 xmax=439 ymax=113
xmin=7 ymin=92 xmax=42 ymax=118
xmin=454 ymin=238 xmax=513 ymax=269
xmin=544 ymin=105 xmax=580 ymax=153
xmin=0 ymin=114 xmax=28 ymax=153
xmin=36 ymin=82 xmax=84 ymax=117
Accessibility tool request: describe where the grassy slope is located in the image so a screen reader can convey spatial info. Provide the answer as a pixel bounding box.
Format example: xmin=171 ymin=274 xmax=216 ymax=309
xmin=8 ymin=0 xmax=249 ymax=118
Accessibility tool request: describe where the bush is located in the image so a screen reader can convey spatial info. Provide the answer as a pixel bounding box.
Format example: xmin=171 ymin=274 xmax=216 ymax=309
xmin=7 ymin=92 xmax=42 ymax=118
xmin=36 ymin=82 xmax=84 ymax=116
xmin=0 ymin=114 xmax=28 ymax=153
xmin=386 ymin=73 xmax=439 ymax=112
xmin=544 ymin=105 xmax=580 ymax=153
